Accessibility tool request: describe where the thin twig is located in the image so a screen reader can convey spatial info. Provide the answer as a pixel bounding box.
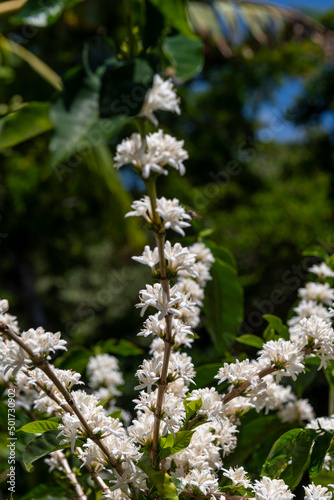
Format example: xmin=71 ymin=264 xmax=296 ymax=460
xmin=0 ymin=322 xmax=123 ymax=475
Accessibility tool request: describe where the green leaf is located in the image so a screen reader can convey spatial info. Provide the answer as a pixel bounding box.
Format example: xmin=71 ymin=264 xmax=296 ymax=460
xmin=20 ymin=483 xmax=65 ymax=500
xmin=158 ymin=431 xmax=194 ymax=461
xmin=204 ymin=258 xmax=243 ymax=354
xmin=302 ymin=247 xmax=329 ymax=259
xmin=184 ymin=398 xmax=202 ymax=422
xmin=262 ymin=428 xmax=316 ymax=489
xmin=309 ymin=432 xmax=333 ymax=478
xmin=23 ymin=430 xmax=66 ymax=471
xmin=108 ymin=410 xmax=123 ymax=420
xmin=194 ymin=363 xmax=222 ymax=388
xmin=18 ymin=420 xmax=59 ymax=434
xmin=54 ymin=346 xmax=91 ymax=372
xmin=12 ymin=0 xmax=87 ymax=27
xmin=49 ymin=67 xmax=127 ymax=167
xmin=99 ymin=58 xmax=154 ymax=118
xmin=162 ymin=34 xmax=203 ymax=82
xmin=148 ymin=0 xmax=196 ymax=39
xmin=97 ymin=338 xmax=143 ymax=357
xmin=226 ymin=414 xmax=283 ymax=466
xmin=235 ymin=334 xmax=263 ymax=349
xmin=0 ymin=102 xmax=52 ymax=151
xmin=205 ymin=242 xmax=237 ymax=269
xmin=138 ymin=456 xmax=179 ymax=500
xmin=263 ymin=315 xmax=289 ymax=340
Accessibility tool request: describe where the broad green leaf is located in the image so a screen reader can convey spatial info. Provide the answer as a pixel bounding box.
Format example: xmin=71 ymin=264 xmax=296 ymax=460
xmin=204 ymin=258 xmax=243 ymax=354
xmin=49 ymin=68 xmax=127 ymax=167
xmin=205 ymin=242 xmax=237 ymax=269
xmin=23 ymin=430 xmax=75 ymax=472
xmin=148 ymin=0 xmax=196 ymax=39
xmin=313 ymin=470 xmax=334 ymax=488
xmin=158 ymin=431 xmax=194 ymax=461
xmin=194 ymin=363 xmax=222 ymax=388
xmin=262 ymin=428 xmax=316 ymax=489
xmin=138 ymin=456 xmax=179 ymax=500
xmin=235 ymin=334 xmax=263 ymax=349
xmin=18 ymin=420 xmax=59 ymax=434
xmin=162 ymin=34 xmax=203 ymax=82
xmin=96 ymin=338 xmax=143 ymax=357
xmin=309 ymin=432 xmax=333 ymax=478
xmin=0 ymin=102 xmax=52 ymax=151
xmin=99 ymin=58 xmax=154 ymax=118
xmin=263 ymin=315 xmax=289 ymax=340
xmin=12 ymin=0 xmax=87 ymax=27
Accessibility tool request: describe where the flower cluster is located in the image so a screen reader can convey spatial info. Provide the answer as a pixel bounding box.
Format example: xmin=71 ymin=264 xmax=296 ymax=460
xmin=1 ymin=73 xmax=334 ymax=500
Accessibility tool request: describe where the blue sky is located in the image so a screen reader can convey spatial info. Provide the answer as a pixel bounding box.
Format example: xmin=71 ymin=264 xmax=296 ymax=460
xmin=264 ymin=0 xmax=334 ymax=11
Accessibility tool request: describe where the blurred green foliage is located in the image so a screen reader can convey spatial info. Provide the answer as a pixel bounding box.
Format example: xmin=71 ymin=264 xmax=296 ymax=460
xmin=0 ymin=0 xmax=334 ymax=496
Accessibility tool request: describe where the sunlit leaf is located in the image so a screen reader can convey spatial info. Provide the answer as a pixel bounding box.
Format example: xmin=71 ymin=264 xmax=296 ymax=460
xmin=18 ymin=420 xmax=59 ymax=434
xmin=12 ymin=0 xmax=87 ymax=27
xmin=138 ymin=456 xmax=179 ymax=500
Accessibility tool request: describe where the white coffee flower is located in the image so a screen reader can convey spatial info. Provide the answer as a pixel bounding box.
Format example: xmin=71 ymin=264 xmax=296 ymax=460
xmin=168 ymin=423 xmax=222 ymax=471
xmin=0 ymin=338 xmax=30 ymax=375
xmin=222 ymin=466 xmax=251 ymax=489
xmin=136 ymin=283 xmax=196 ymax=320
xmin=261 ymin=376 xmax=296 ymax=413
xmin=252 ymin=476 xmax=294 ymax=500
xmin=299 ymin=282 xmax=334 ymax=305
xmin=133 ymin=389 xmax=185 ymax=434
xmin=135 ymin=354 xmax=163 ymax=392
xmin=216 ymin=359 xmax=258 ymax=386
xmin=179 ymin=304 xmax=201 ymax=328
xmin=164 ymin=241 xmax=197 ymax=276
xmin=303 ymin=482 xmax=332 ymax=500
xmin=306 ymin=416 xmax=334 ymax=432
xmin=0 ymin=299 xmax=9 ymax=314
xmin=278 ymin=398 xmax=315 ymax=423
xmin=211 ymin=417 xmax=238 ymax=456
xmin=189 ymin=243 xmax=215 ymax=266
xmin=44 ymin=451 xmax=65 ymax=473
xmin=125 ymin=196 xmax=153 ymax=222
xmin=169 ymin=351 xmax=196 ymax=386
xmin=21 ymin=327 xmax=67 ymax=357
xmin=186 ymin=387 xmax=223 ymax=418
xmin=258 ymin=339 xmax=305 ymax=381
xmin=128 ymin=412 xmax=155 ymax=445
xmin=179 ymin=261 xmax=212 ymax=286
xmin=309 ymin=262 xmax=334 ymax=280
xmin=186 ymin=468 xmax=221 ymax=496
xmin=132 ymin=246 xmax=160 ymax=272
xmin=292 ymin=315 xmax=334 ymax=369
xmin=288 ymin=300 xmax=334 ymax=328
xmin=87 ymin=354 xmax=124 ymax=396
xmin=139 ymin=74 xmax=180 ymax=126
xmin=177 ymin=278 xmax=205 ymax=306
xmin=156 ymin=197 xmax=192 ymax=236
xmin=114 ymin=130 xmax=188 ymax=178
